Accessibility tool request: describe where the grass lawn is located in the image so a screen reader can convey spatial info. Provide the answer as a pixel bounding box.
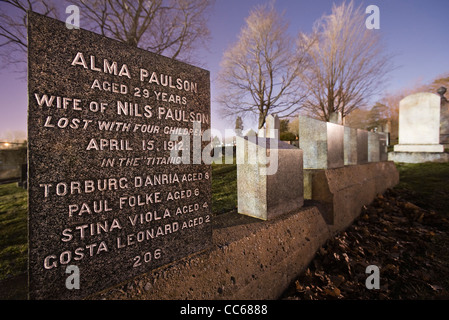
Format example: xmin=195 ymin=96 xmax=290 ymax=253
xmin=0 ymin=183 xmax=27 ymax=282
xmin=395 ymin=162 xmax=449 ymax=216
xmin=211 ymin=160 xmax=237 ymax=215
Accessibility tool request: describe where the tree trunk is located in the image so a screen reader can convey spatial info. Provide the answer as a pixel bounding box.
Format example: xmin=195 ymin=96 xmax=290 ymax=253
xmin=259 ymin=112 xmax=266 ymax=129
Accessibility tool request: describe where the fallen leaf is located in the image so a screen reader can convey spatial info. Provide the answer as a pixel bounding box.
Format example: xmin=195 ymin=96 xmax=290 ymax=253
xmin=324 ymin=287 xmax=341 ymax=297
xmin=429 ymin=284 xmax=443 ymax=291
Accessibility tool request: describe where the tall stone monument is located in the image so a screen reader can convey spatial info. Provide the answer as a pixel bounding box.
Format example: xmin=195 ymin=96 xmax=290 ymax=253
xmin=388 ymin=92 xmax=449 ymax=163
xmin=28 ymin=12 xmax=211 ymax=299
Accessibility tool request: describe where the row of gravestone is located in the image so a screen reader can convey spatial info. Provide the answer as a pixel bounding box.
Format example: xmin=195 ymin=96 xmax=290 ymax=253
xmin=236 ymin=114 xmax=389 ymax=220
xmin=298 ymin=115 xmax=389 ymax=168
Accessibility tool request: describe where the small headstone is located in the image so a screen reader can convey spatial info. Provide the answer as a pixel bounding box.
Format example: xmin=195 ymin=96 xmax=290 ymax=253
xmin=439 ymin=87 xmax=449 ymax=148
xmin=19 ymin=163 xmax=27 ymax=189
xmin=27 ymin=12 xmax=211 ymax=299
xmin=327 ymin=123 xmax=345 ymax=167
xmin=237 ymin=136 xmax=303 ymax=220
xmin=298 ymin=116 xmax=344 ymax=169
xmin=344 ymin=127 xmax=357 ymax=165
xmin=368 ymin=132 xmax=380 ymax=162
xmin=384 ymin=120 xmax=391 ymax=133
xmin=356 ymin=129 xmax=369 ymax=164
xmin=246 ymin=129 xmax=257 ymax=136
xmin=329 ymin=112 xmax=342 ymax=125
xmin=265 ymin=114 xmax=280 ymax=140
xmin=378 ymin=132 xmax=388 ymax=161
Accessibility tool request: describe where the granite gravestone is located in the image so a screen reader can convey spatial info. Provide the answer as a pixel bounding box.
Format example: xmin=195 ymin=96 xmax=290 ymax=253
xmin=28 ymin=12 xmax=211 ymax=300
xmin=368 ymin=132 xmax=380 ymax=162
xmin=344 ymin=127 xmax=357 ymax=165
xmin=298 ymin=116 xmax=344 ymax=169
xmin=356 ymin=129 xmax=368 ymax=164
xmin=439 ymin=87 xmax=449 ymax=148
xmin=236 ymin=118 xmax=303 ymax=220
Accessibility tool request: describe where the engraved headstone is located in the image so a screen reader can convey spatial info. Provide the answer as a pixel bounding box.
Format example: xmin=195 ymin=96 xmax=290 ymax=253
xmin=28 ymin=12 xmax=211 ymax=300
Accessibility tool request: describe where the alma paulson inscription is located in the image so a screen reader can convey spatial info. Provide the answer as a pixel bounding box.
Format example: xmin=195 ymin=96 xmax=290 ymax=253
xmin=28 ymin=12 xmax=211 ymax=299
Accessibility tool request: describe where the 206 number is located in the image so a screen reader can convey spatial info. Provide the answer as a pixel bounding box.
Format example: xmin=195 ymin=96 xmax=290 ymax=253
xmin=133 ymin=249 xmax=162 ymax=268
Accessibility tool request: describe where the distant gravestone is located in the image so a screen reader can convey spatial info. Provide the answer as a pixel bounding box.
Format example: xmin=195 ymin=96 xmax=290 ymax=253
xmin=389 ymin=92 xmax=449 ymax=163
xmin=329 ymin=112 xmax=342 ymax=125
xmin=439 ymin=87 xmax=449 ymax=148
xmin=28 ymin=12 xmax=211 ymax=299
xmin=368 ymin=132 xmax=380 ymax=162
xmin=394 ymin=93 xmax=443 ymax=152
xmin=378 ymin=132 xmax=388 ymax=161
xmin=265 ymin=114 xmax=280 ymax=140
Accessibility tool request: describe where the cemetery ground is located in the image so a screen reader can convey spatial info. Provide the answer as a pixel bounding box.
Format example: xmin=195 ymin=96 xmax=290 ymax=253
xmin=1 ymin=162 xmax=449 ymax=300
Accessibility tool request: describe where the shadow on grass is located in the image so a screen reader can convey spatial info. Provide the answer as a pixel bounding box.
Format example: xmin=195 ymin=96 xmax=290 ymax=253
xmin=394 ymin=162 xmax=449 ymax=216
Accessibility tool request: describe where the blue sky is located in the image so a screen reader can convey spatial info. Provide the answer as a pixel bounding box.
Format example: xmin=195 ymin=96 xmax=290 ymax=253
xmin=1 ymin=0 xmax=448 ymax=139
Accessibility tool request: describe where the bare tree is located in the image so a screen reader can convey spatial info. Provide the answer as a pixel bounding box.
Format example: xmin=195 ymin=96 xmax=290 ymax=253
xmin=298 ymin=0 xmax=393 ymax=121
xmin=0 ymin=0 xmax=58 ymax=70
xmin=0 ymin=0 xmax=213 ymax=72
xmin=217 ymin=3 xmax=310 ymax=129
xmin=77 ymin=0 xmax=213 ymax=63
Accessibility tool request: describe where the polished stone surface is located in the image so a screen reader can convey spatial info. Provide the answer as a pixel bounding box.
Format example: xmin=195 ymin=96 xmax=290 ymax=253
xmin=28 ymin=12 xmax=211 ymax=299
xmin=344 ymin=127 xmax=357 ymax=165
xmin=298 ymin=116 xmax=344 ymax=169
xmin=356 ymin=129 xmax=369 ymax=164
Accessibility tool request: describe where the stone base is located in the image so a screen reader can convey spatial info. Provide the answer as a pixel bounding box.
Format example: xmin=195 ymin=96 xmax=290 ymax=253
xmin=304 ymin=161 xmax=399 ymax=231
xmin=394 ymin=144 xmax=444 ymax=152
xmin=388 ymin=151 xmax=449 ymax=163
